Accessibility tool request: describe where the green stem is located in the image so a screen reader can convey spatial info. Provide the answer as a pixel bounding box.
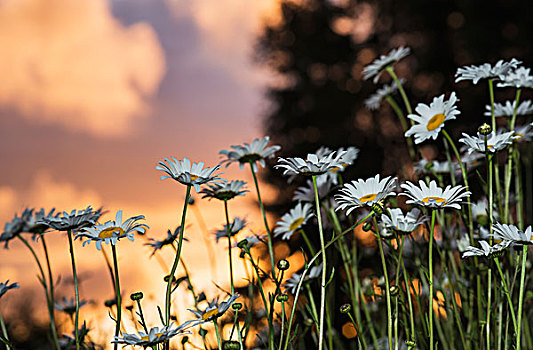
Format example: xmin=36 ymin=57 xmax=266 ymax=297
xmin=516 ymin=245 xmax=528 ymax=350
xmin=386 ymin=95 xmax=417 ymax=160
xmin=224 ymin=200 xmax=235 ymax=293
xmin=165 ymin=185 xmax=191 ymax=325
xmin=428 ymin=211 xmax=436 ymax=350
xmin=485 ymin=136 xmax=493 ymax=350
xmin=373 ymin=216 xmax=393 ymax=350
xmin=111 ymin=245 xmax=122 ymax=350
xmin=136 ymin=300 xmax=150 ymax=334
xmin=282 ymin=212 xmax=374 ymax=350
xmin=41 ymin=237 xmax=61 ymax=350
xmin=494 ymin=258 xmax=517 ymax=333
xmin=66 ymin=230 xmax=80 ymax=350
xmin=312 ymin=175 xmax=327 ymax=350
xmin=386 ymin=66 xmax=413 ymax=115
xmin=401 ymin=253 xmax=416 ymax=344
xmin=213 ymin=320 xmax=223 ymax=350
xmin=0 ymin=312 xmax=12 ymax=350
xmin=394 ymin=236 xmax=405 ymax=350
xmin=299 ymin=228 xmax=316 ymax=256
xmin=249 ymin=161 xmax=276 ymax=277
xmin=504 ymin=89 xmax=522 ymax=222
xmin=278 ymin=302 xmax=286 ymax=350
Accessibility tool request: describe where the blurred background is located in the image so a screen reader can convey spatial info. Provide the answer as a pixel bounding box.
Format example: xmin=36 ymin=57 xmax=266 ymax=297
xmin=1 ymin=0 xmax=532 ymax=348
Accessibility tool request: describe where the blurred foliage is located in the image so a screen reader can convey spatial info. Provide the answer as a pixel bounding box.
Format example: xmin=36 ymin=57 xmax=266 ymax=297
xmin=256 ymin=0 xmax=533 ymax=206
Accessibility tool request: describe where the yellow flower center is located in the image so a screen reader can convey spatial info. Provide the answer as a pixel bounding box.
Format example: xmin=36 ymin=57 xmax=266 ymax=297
xmin=98 ymin=227 xmax=125 ymax=239
xmin=422 ymin=197 xmax=447 ymax=205
xmin=141 ymin=332 xmax=163 ymax=341
xmin=289 ymin=217 xmax=305 ymax=231
xmin=359 ymin=193 xmax=377 ymax=203
xmin=426 ymin=113 xmax=446 ymax=131
xmin=202 ymin=308 xmax=219 ymax=320
xmin=190 ymin=175 xmax=199 ymax=181
xmin=515 ymin=133 xmax=523 ymax=140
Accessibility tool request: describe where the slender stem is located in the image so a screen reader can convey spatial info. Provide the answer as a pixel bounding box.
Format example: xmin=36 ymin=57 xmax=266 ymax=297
xmin=249 ymin=161 xmax=276 ymax=277
xmin=386 ymin=66 xmax=413 ymax=115
xmin=136 ymin=300 xmax=150 ymax=334
xmin=401 ymin=253 xmax=416 ymax=344
xmin=485 ymin=136 xmax=493 ymax=350
xmin=111 ymin=245 xmax=122 ymax=350
xmin=385 ymin=95 xmax=417 ymax=160
xmin=279 ymin=301 xmax=286 ymax=350
xmin=312 ymin=175 xmax=327 ymax=350
xmin=516 ymin=245 xmax=528 ymax=350
xmin=165 ymin=185 xmax=191 ymax=325
xmin=494 ymin=258 xmax=517 ymax=332
xmin=213 ymin=320 xmax=223 ymax=350
xmin=224 ymin=200 xmax=235 ymax=293
xmin=394 ymin=236 xmax=405 ymax=350
xmin=373 ymin=216 xmax=393 ymax=350
xmin=66 ymin=230 xmax=80 ymax=350
xmin=299 ymin=228 xmax=316 ymax=256
xmin=282 ymin=212 xmax=374 ymax=350
xmin=488 ymin=79 xmax=496 ymax=132
xmin=0 ymin=312 xmax=12 ymax=350
xmin=428 ymin=211 xmax=436 ymax=350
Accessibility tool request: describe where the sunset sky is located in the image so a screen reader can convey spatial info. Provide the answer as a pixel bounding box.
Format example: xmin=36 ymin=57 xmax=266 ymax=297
xmin=0 ymin=0 xmax=289 ymax=346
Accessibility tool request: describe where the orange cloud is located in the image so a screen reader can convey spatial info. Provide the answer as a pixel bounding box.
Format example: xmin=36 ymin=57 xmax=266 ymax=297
xmin=0 ymin=0 xmax=165 ymax=137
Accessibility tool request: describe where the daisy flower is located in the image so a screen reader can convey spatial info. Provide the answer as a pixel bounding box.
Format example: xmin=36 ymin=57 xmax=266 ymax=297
xmin=513 ymin=123 xmax=533 ymax=143
xmin=113 ymin=322 xmax=193 ymax=347
xmin=400 ymin=180 xmax=471 ymax=209
xmin=365 ymin=80 xmax=403 ymax=110
xmin=284 ymin=264 xmax=322 ymax=295
xmin=0 ymin=213 xmax=26 ymax=248
xmin=145 ymin=226 xmax=182 ymax=256
xmin=200 ymin=180 xmax=248 ymax=201
xmin=456 ymin=234 xmax=471 ymax=253
xmin=275 ymin=150 xmax=346 ymax=176
xmin=462 ymin=240 xmax=511 ymax=258
xmin=492 ymin=223 xmax=533 ymax=245
xmin=363 ymin=47 xmax=411 ymax=83
xmin=459 ymin=131 xmax=516 ymax=154
xmin=0 ymin=280 xmax=19 ymax=299
xmin=461 ymin=152 xmax=484 ymax=169
xmin=75 ymin=210 xmax=148 ymax=250
xmin=55 ymin=297 xmax=88 ymax=316
xmin=213 ymin=217 xmax=246 ymax=242
xmin=156 ymin=157 xmax=222 ymax=192
xmin=273 ymin=203 xmax=313 ymax=240
xmin=381 ymin=208 xmax=427 ymax=234
xmin=189 ymin=294 xmax=240 ymax=322
xmin=413 ymin=158 xmax=460 ymax=176
xmin=497 ymin=67 xmax=533 ymax=88
xmin=405 ymin=92 xmax=460 ymax=144
xmin=335 ymin=175 xmax=397 ymax=214
xmin=38 ymin=206 xmax=103 ymax=232
xmin=293 ymin=175 xmax=335 ymax=203
xmin=484 ymin=100 xmax=533 ymax=118
xmin=455 ymin=58 xmax=521 ymax=84
xmin=471 ymin=197 xmax=498 ymax=226
xmin=219 ymin=136 xmax=281 ymax=172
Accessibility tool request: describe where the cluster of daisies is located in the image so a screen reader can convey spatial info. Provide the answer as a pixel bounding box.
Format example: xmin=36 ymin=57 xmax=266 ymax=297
xmin=1 ymin=46 xmax=533 ymax=350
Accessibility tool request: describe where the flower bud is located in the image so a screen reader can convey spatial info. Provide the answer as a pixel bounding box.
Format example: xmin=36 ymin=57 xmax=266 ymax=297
xmin=188 ymin=196 xmax=196 ymax=205
xmin=181 ymin=336 xmax=189 ymax=345
xmin=340 ymin=303 xmax=352 ymax=314
xmin=237 ymin=239 xmax=249 ymax=249
xmin=232 ymin=302 xmax=243 ymax=311
xmin=130 ymin=292 xmax=144 ymax=301
xmin=223 ymin=340 xmax=241 ymax=350
xmin=372 ymin=202 xmax=383 ymax=216
xmin=125 ymin=305 xmax=134 ymax=311
xmin=304 ymin=318 xmax=314 ymax=327
xmin=405 ymin=340 xmax=417 ymax=348
xmin=362 ymin=222 xmax=373 ymax=232
xmin=104 ymin=299 xmax=116 ymax=308
xmin=199 ymin=328 xmax=208 ymax=337
xmin=276 ymin=294 xmax=289 ymax=302
xmin=164 ymin=275 xmax=176 ymax=283
xmin=277 ymin=259 xmax=290 ymax=271
xmin=390 ymin=285 xmax=399 ymax=297
xmin=478 ymin=123 xmax=492 ymax=135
